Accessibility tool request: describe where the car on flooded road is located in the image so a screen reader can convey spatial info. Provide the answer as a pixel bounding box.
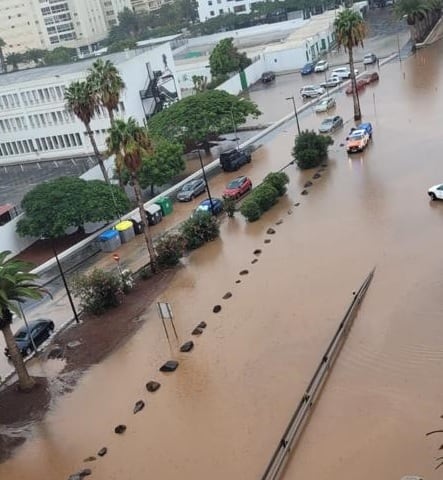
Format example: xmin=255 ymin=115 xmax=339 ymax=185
xmin=4 ymin=319 xmax=55 ymax=358
xmin=300 ymin=85 xmax=325 ymax=99
xmin=301 ymin=62 xmax=315 ymax=75
xmin=320 ymin=76 xmax=342 ymax=89
xmin=261 ymin=71 xmax=276 ymax=83
xmin=363 ymin=53 xmax=377 ymax=65
xmin=314 ymin=60 xmax=329 ymax=72
xmin=361 ymin=71 xmax=380 ymax=84
xmin=346 ymin=129 xmax=370 ymax=153
xmin=223 ymin=176 xmax=252 ymax=199
xmin=176 ymin=179 xmax=206 ymax=202
xmin=345 ymin=79 xmax=367 ymax=95
xmin=428 ymin=184 xmax=443 ymax=200
xmin=319 ymin=115 xmax=343 ymax=133
xmin=193 ymin=198 xmax=224 ymax=215
xmin=331 ymin=67 xmax=359 ymax=79
xmin=315 ymin=97 xmax=336 ymax=113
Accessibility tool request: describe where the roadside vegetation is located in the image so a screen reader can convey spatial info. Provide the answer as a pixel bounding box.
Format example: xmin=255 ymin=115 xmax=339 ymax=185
xmin=292 ymin=130 xmax=333 ymax=170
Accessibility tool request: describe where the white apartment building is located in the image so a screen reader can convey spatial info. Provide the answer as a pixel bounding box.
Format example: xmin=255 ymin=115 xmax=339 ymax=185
xmin=131 ymin=0 xmax=173 ymax=13
xmin=0 ymin=0 xmax=133 ymax=55
xmin=197 ymin=0 xmax=253 ymax=22
xmin=0 ymin=43 xmax=179 ymax=165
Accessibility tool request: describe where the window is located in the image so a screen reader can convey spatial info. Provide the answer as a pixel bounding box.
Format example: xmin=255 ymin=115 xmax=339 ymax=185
xmin=208 ymin=0 xmax=212 ymax=4
xmin=219 ymin=8 xmax=223 ymax=13
xmin=210 ymin=10 xmax=215 ymax=15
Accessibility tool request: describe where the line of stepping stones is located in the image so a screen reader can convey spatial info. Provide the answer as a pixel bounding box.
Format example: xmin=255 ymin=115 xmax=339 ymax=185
xmin=67 ymin=164 xmax=327 ymax=479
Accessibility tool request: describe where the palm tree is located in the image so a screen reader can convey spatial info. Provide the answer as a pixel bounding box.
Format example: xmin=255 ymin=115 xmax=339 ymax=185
xmin=0 ymin=251 xmax=48 ymax=391
xmin=65 ymin=81 xmax=110 ymax=184
xmin=0 ymin=37 xmax=6 ymax=74
xmin=395 ymin=0 xmax=436 ymax=43
xmin=334 ymin=9 xmax=367 ymax=121
xmin=107 ymin=119 xmax=158 ymax=272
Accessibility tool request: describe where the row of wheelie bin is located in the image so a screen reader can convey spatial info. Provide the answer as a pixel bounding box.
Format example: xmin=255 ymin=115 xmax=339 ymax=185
xmin=98 ymin=197 xmax=173 ymax=252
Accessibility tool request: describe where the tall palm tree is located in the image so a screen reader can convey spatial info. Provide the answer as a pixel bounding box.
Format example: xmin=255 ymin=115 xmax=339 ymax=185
xmin=65 ymin=80 xmax=110 ymax=184
xmin=0 ymin=251 xmax=48 ymax=391
xmin=395 ymin=0 xmax=431 ymax=43
xmin=107 ymin=118 xmax=158 ymax=272
xmin=334 ymin=9 xmax=367 ymax=121
xmin=0 ymin=37 xmax=6 ymax=74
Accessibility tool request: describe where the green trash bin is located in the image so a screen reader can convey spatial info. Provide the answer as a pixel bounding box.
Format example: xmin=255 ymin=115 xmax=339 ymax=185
xmin=155 ymin=196 xmax=173 ymax=216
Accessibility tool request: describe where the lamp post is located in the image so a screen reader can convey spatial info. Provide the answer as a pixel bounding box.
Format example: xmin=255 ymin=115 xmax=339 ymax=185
xmin=194 ymin=146 xmax=215 ymax=216
xmin=230 ymin=108 xmax=240 ymax=149
xmin=285 ymin=96 xmax=301 ymax=135
xmin=51 ymin=240 xmax=80 ymax=324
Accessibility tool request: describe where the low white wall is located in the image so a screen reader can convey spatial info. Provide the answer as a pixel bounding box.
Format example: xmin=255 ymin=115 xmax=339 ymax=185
xmin=0 ymin=215 xmax=37 ymax=256
xmin=216 ymin=56 xmax=265 ymax=95
xmin=263 ymin=46 xmax=309 ymax=72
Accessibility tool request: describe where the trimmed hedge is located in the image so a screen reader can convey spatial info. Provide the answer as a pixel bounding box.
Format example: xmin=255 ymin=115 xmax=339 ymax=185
xmin=181 ymin=212 xmax=220 ymax=250
xmin=292 ymin=130 xmax=333 ymax=169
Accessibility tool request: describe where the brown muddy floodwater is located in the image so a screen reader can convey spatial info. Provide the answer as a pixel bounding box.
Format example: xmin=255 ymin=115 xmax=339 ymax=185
xmin=2 ymin=43 xmax=443 ymax=480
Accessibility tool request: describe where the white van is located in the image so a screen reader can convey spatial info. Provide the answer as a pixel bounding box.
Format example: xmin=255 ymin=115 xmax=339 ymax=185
xmin=331 ymin=67 xmax=359 ymax=79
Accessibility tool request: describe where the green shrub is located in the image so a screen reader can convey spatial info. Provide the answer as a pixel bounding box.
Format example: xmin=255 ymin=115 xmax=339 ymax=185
xmin=292 ymin=130 xmax=333 ymax=169
xmin=156 ymin=233 xmax=186 ymax=268
xmin=240 ymin=198 xmax=262 ymax=222
xmin=72 ymin=268 xmax=123 ymax=315
xmin=181 ymin=212 xmax=220 ymax=250
xmin=253 ymin=183 xmax=279 ymax=212
xmin=223 ymin=196 xmax=237 ymax=218
xmin=264 ymin=171 xmax=290 ymax=196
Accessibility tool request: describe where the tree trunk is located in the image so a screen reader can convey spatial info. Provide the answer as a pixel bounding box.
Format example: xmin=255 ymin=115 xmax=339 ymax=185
xmin=2 ymin=322 xmax=36 ymax=391
xmin=131 ymin=174 xmax=157 ymax=273
xmin=348 ymin=46 xmax=362 ymax=121
xmin=203 ymin=140 xmax=211 ymax=155
xmin=85 ymin=123 xmax=110 ymax=184
xmin=0 ymin=48 xmax=5 ymax=74
xmin=106 ymin=107 xmax=125 ymax=190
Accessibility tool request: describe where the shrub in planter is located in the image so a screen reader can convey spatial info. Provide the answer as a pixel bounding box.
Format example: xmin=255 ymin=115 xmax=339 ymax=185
xmin=253 ymin=183 xmax=279 ymax=212
xmin=264 ymin=172 xmax=290 ymax=196
xmin=240 ymin=197 xmax=262 ymax=222
xmin=72 ymin=268 xmax=123 ymax=315
xmin=292 ymin=130 xmax=333 ymax=169
xmin=181 ymin=212 xmax=220 ymax=250
xmin=156 ymin=233 xmax=186 ymax=268
xmin=120 ymin=269 xmax=135 ymax=294
xmin=223 ymin=196 xmax=237 ymax=218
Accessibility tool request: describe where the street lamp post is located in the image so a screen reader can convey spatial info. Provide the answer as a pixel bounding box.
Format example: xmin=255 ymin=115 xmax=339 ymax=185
xmin=194 ymin=147 xmax=215 ymax=216
xmin=51 ymin=240 xmax=80 ymax=324
xmin=285 ymin=96 xmax=301 ymax=135
xmin=230 ymin=108 xmax=240 ymax=149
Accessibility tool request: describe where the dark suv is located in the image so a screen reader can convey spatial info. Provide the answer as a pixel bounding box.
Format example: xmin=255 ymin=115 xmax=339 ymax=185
xmin=261 ymin=71 xmax=275 ymax=83
xmin=219 ymin=148 xmax=252 ymax=172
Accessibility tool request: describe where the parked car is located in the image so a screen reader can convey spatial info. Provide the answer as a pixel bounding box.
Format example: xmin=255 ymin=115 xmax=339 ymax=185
xmin=428 ymin=183 xmax=443 ymax=200
xmin=4 ymin=319 xmax=55 ymax=358
xmin=320 ymin=76 xmax=342 ymax=89
xmin=363 ymin=53 xmax=377 ymax=65
xmin=315 ymin=97 xmax=336 ymax=113
xmin=261 ymin=71 xmax=276 ymax=83
xmin=345 ymin=79 xmax=367 ymax=94
xmin=300 ymin=85 xmax=325 ymax=98
xmin=176 ymin=179 xmax=206 ymax=202
xmin=301 ymin=62 xmax=315 ymax=75
xmin=346 ymin=129 xmax=370 ymax=153
xmin=347 ymin=122 xmax=373 ymax=139
xmin=319 ymin=115 xmax=343 ymax=133
xmin=361 ymin=71 xmax=379 ymax=84
xmin=194 ymin=198 xmax=224 ymax=215
xmin=223 ymin=176 xmax=252 ymax=199
xmin=331 ymin=67 xmax=359 ymax=79
xmin=314 ymin=60 xmax=329 ymax=72
xmin=220 ymin=148 xmax=251 ymax=172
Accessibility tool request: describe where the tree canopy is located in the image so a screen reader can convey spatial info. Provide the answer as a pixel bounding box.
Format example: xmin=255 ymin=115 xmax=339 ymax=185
xmin=16 ymin=177 xmax=129 ymax=238
xmin=209 ymin=38 xmax=252 ymax=77
xmin=147 ymin=90 xmax=261 ymax=152
xmin=292 ymin=130 xmax=333 ymax=169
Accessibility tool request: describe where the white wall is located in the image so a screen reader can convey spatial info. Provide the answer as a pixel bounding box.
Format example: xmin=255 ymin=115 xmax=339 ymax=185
xmin=215 ymin=56 xmax=265 ymax=95
xmin=0 ymin=215 xmax=37 ymax=256
xmin=263 ymin=45 xmax=310 ymax=72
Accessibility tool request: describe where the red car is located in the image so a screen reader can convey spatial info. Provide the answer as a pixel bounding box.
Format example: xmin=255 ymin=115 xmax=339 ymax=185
xmin=361 ymin=71 xmax=379 ymax=84
xmin=223 ymin=176 xmax=252 ymax=199
xmin=345 ymin=79 xmax=366 ymax=95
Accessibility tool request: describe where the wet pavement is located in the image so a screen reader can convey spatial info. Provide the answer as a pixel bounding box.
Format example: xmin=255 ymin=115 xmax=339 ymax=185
xmin=1 ymin=39 xmax=443 ymax=479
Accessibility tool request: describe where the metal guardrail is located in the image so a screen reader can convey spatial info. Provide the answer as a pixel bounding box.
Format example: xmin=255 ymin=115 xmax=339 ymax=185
xmin=261 ymin=268 xmax=375 ymax=480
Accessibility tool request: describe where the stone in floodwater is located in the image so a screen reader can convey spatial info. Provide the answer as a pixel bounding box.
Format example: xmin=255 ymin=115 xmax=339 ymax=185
xmin=301 ymin=189 xmax=309 ymax=195
xmin=83 ymin=456 xmax=96 ymax=463
xmin=197 ymin=321 xmax=207 ymax=329
xmin=114 ymin=424 xmax=126 ymax=434
xmin=304 ymin=181 xmax=313 ymax=188
xmin=97 ymin=447 xmax=108 ymax=457
xmin=313 ymin=173 xmax=321 ymax=179
xmin=294 ymin=202 xmax=300 ymax=207
xmin=133 ymin=400 xmax=145 ymax=414
xmin=222 ymin=292 xmax=232 ymax=299
xmin=266 ymin=228 xmax=276 ymax=234
xmin=213 ymin=305 xmax=222 ymax=313
xmin=192 ymin=327 xmax=203 ymax=335
xmin=239 ymin=269 xmax=249 ymax=275
xmin=264 ymin=239 xmax=271 ymax=244
xmin=159 ymin=360 xmax=179 ymax=372
xmin=253 ymin=249 xmax=262 ymax=255
xmin=251 ymin=259 xmax=258 ymax=264
xmin=235 ymin=279 xmax=241 ymax=284
xmin=146 ymin=381 xmax=161 ymax=393
xmin=180 ymin=341 xmax=194 ymax=352
xmin=276 ymin=219 xmax=283 ymax=225
xmin=287 ymin=209 xmax=293 ymax=215
xmin=68 ymin=469 xmax=92 ymax=480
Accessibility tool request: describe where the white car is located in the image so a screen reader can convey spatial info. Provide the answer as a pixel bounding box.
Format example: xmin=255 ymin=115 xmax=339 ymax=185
xmin=331 ymin=67 xmax=359 ymax=79
xmin=363 ymin=53 xmax=377 ymax=65
xmin=320 ymin=75 xmax=342 ymax=88
xmin=428 ymin=183 xmax=443 ymax=200
xmin=314 ymin=60 xmax=329 ymax=72
xmin=315 ymin=97 xmax=336 ymax=113
xmin=300 ymin=85 xmax=325 ymax=98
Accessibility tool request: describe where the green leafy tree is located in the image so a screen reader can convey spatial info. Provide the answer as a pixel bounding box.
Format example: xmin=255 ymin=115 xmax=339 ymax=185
xmin=43 ymin=46 xmax=76 ymax=65
xmin=181 ymin=212 xmax=220 ymax=250
xmin=0 ymin=37 xmax=6 ymax=73
xmin=156 ymin=233 xmax=186 ymax=268
xmin=192 ymin=75 xmax=208 ymax=92
xmin=16 ymin=177 xmax=129 ymax=238
xmin=334 ymin=9 xmax=366 ymax=121
xmin=65 ymin=80 xmax=109 ymax=183
xmin=107 ymin=38 xmax=137 ymax=53
xmin=209 ymin=38 xmax=252 ymax=78
xmin=148 ymin=90 xmax=261 ymax=153
xmin=6 ymin=52 xmax=23 ymax=71
xmin=292 ymin=130 xmax=333 ymax=169
xmin=0 ymin=252 xmax=48 ymax=391
xmin=107 ymin=118 xmax=158 ymax=272
xmin=24 ymin=48 xmax=46 ymax=65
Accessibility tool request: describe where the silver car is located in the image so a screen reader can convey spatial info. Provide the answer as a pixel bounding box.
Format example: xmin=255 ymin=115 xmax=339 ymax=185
xmin=315 ymin=97 xmax=336 ymax=113
xmin=319 ymin=115 xmax=343 ymax=133
xmin=176 ymin=179 xmax=206 ymax=202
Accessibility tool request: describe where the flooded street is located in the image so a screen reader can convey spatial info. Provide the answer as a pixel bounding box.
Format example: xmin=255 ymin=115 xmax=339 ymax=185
xmin=2 ymin=42 xmax=443 ymax=479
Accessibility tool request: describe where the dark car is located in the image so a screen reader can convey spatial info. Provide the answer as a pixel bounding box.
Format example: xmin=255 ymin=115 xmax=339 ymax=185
xmin=301 ymin=62 xmax=315 ymax=75
xmin=223 ymin=176 xmax=252 ymax=199
xmin=361 ymin=71 xmax=379 ymax=84
xmin=261 ymin=71 xmax=276 ymax=83
xmin=219 ymin=148 xmax=251 ymax=172
xmin=176 ymin=179 xmax=206 ymax=202
xmin=345 ymin=79 xmax=367 ymax=95
xmin=319 ymin=115 xmax=343 ymax=134
xmin=194 ymin=198 xmax=224 ymax=216
xmin=4 ymin=319 xmax=55 ymax=358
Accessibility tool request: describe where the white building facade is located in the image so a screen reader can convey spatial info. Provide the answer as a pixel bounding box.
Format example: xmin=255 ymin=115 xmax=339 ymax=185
xmin=100 ymin=0 xmax=133 ymax=28
xmin=197 ymin=0 xmax=253 ymax=22
xmin=0 ymin=44 xmax=179 ymax=165
xmin=131 ymin=0 xmax=173 ymax=13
